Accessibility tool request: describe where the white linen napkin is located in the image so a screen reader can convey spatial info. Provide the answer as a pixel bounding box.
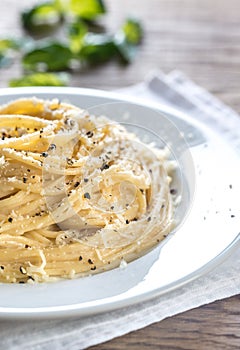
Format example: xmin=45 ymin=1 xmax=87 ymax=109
xmin=0 ymin=71 xmax=239 ymax=350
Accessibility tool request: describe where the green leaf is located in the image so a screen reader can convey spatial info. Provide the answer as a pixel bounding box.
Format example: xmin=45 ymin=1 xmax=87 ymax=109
xmin=121 ymin=18 xmax=143 ymax=45
xmin=0 ymin=37 xmax=33 ymax=53
xmin=21 ymin=2 xmax=62 ymax=33
xmin=79 ymin=33 xmax=117 ymax=65
xmin=69 ymin=0 xmax=106 ymax=19
xmin=0 ymin=38 xmax=26 ymax=68
xmin=114 ymin=18 xmax=143 ymax=64
xmin=68 ymin=19 xmax=88 ymax=53
xmin=0 ymin=38 xmax=21 ymax=52
xmin=23 ymin=42 xmax=73 ymax=71
xmin=9 ymin=72 xmax=69 ymax=87
xmin=114 ymin=32 xmax=137 ymax=64
xmin=82 ymin=19 xmax=106 ymax=34
xmin=0 ymin=52 xmax=12 ymax=68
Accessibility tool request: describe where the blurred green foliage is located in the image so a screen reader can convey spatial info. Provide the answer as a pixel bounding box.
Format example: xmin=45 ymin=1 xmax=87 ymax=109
xmin=1 ymin=0 xmax=144 ymax=86
xmin=9 ymin=72 xmax=69 ymax=87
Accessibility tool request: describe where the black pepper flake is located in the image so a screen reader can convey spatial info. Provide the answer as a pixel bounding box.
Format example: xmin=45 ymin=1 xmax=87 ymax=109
xmin=40 ymin=129 xmax=43 ymax=134
xmin=88 ymin=259 xmax=93 ymax=265
xmin=126 ymin=219 xmax=129 ymax=224
xmin=170 ymin=188 xmax=177 ymax=195
xmin=74 ymin=181 xmax=80 ymax=188
xmin=0 ymin=265 xmax=4 ymax=270
xmin=86 ymin=131 xmax=94 ymax=138
xmin=41 ymin=152 xmax=48 ymax=158
xmin=133 ymin=218 xmax=138 ymax=221
xmin=84 ymin=192 xmax=91 ymax=199
xmin=147 ymin=217 xmax=151 ymax=222
xmin=110 ymin=206 xmax=114 ymax=210
xmin=231 ymin=215 xmax=235 ymax=218
xmin=79 ymin=256 xmax=83 ymax=261
xmin=229 ymin=184 xmax=232 ymax=189
xmin=19 ymin=281 xmax=25 ymax=284
xmin=23 ymin=177 xmax=27 ymax=183
xmin=25 ymin=244 xmax=30 ymax=248
xmin=32 ymin=175 xmax=35 ymax=179
xmin=91 ymin=266 xmax=96 ymax=271
xmin=20 ymin=266 xmax=27 ymax=275
xmin=140 ymin=189 xmax=144 ymax=194
xmin=27 ymin=169 xmax=30 ymax=172
xmin=83 ymin=178 xmax=89 ymax=183
xmin=48 ymin=143 xmax=56 ymax=151
xmin=28 ymin=276 xmax=35 ymax=281
xmin=67 ymin=158 xmax=74 ymax=165
xmin=8 ymin=217 xmax=13 ymax=223
xmin=100 ymin=163 xmax=110 ymax=171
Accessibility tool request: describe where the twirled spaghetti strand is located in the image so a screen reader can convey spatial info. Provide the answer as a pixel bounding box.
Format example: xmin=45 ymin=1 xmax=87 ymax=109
xmin=0 ymin=98 xmax=174 ymax=283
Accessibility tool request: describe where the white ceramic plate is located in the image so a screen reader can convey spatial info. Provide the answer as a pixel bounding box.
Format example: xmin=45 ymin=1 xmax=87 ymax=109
xmin=0 ymin=87 xmax=239 ymax=319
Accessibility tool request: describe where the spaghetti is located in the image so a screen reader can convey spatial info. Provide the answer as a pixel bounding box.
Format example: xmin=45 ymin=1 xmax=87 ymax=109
xmin=0 ymin=97 xmax=175 ymax=283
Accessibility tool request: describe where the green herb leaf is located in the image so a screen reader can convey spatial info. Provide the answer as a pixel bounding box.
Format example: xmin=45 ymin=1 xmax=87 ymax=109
xmin=23 ymin=42 xmax=73 ymax=71
xmin=0 ymin=52 xmax=12 ymax=68
xmin=0 ymin=37 xmax=33 ymax=53
xmin=0 ymin=38 xmax=21 ymax=51
xmin=0 ymin=38 xmax=26 ymax=68
xmin=69 ymin=0 xmax=106 ymax=20
xmin=9 ymin=72 xmax=69 ymax=87
xmin=79 ymin=33 xmax=116 ymax=65
xmin=114 ymin=32 xmax=137 ymax=64
xmin=21 ymin=2 xmax=62 ymax=34
xmin=121 ymin=18 xmax=143 ymax=45
xmin=114 ymin=18 xmax=143 ymax=64
xmin=68 ymin=19 xmax=88 ymax=53
xmin=82 ymin=19 xmax=106 ymax=34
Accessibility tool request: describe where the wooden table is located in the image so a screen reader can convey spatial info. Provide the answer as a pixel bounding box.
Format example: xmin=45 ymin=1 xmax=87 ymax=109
xmin=1 ymin=1 xmax=239 ymax=349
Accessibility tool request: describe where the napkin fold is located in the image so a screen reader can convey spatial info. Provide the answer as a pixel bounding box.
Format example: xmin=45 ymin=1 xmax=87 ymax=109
xmin=0 ymin=71 xmax=239 ymax=350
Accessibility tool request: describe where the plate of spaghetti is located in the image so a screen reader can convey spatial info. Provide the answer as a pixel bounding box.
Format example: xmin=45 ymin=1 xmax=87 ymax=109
xmin=0 ymin=87 xmax=239 ymax=319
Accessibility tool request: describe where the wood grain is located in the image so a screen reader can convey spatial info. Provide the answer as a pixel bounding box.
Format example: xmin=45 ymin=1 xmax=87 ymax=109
xmin=89 ymin=295 xmax=240 ymax=350
xmin=0 ymin=1 xmax=240 ymax=349
xmin=1 ymin=0 xmax=240 ymax=113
